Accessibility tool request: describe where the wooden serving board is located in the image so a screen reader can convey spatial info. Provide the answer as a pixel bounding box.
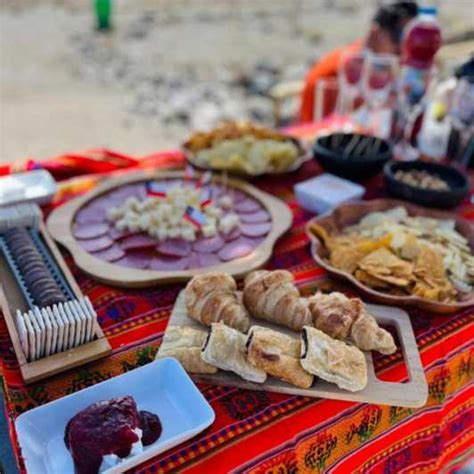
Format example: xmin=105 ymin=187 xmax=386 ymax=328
xmin=167 ymin=291 xmax=428 ymax=408
xmin=0 ymin=221 xmax=111 ymax=384
xmin=47 ymin=170 xmax=293 ymax=288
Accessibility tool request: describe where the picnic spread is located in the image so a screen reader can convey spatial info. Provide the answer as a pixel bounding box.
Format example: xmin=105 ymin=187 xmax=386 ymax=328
xmin=0 ymin=119 xmax=473 ymax=473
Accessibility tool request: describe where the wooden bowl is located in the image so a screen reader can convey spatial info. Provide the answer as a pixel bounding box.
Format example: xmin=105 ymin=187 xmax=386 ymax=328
xmin=183 ymin=137 xmax=311 ymax=177
xmin=306 ymin=199 xmax=474 ymax=313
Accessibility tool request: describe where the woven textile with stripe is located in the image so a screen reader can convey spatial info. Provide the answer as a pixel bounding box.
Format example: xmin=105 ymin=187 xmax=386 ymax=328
xmin=1 ymin=140 xmax=473 ymax=473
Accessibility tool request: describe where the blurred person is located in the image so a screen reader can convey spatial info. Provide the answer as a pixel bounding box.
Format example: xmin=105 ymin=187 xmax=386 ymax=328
xmin=299 ymin=1 xmax=418 ymax=123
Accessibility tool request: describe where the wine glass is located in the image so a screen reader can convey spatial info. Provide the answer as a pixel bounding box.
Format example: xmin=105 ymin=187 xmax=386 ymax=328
xmin=336 ymin=50 xmax=367 ymax=116
xmin=361 ymin=53 xmax=398 ymax=136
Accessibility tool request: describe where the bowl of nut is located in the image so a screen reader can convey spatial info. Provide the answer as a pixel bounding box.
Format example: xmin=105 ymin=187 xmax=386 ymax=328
xmin=384 ymin=160 xmax=470 ymax=208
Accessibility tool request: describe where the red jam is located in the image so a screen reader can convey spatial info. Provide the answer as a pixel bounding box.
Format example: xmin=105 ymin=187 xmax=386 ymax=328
xmin=64 ymin=396 xmax=162 ymax=474
xmin=138 ymin=410 xmax=162 ymax=446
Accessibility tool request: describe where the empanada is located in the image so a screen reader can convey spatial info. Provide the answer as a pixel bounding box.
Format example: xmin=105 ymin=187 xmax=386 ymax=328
xmin=156 ymin=325 xmax=217 ymax=374
xmin=246 ymin=326 xmax=313 ymax=388
xmin=202 ymin=323 xmax=266 ymax=383
xmin=301 ymin=326 xmax=367 ymax=392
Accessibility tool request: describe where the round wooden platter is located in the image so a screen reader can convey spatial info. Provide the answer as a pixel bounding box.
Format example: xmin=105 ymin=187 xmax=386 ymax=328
xmin=47 ymin=170 xmax=293 ymax=288
xmin=306 ymin=199 xmax=474 ymax=314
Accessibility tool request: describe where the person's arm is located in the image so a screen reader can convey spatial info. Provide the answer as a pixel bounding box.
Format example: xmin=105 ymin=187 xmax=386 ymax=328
xmin=299 ymin=40 xmax=362 ymax=123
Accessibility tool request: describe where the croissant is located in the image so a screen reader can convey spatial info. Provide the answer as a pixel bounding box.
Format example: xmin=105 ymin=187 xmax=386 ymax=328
xmin=243 ymin=270 xmax=312 ymax=331
xmin=307 ymin=292 xmax=396 ymax=355
xmin=185 ymin=273 xmax=250 ymax=332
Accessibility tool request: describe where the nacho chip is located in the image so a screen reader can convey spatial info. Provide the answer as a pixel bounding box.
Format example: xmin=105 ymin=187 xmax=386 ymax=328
xmin=354 ymin=269 xmax=392 ymax=289
xmin=359 ymin=248 xmax=413 ymax=278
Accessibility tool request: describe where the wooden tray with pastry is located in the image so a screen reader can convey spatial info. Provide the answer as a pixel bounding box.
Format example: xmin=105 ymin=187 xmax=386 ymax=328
xmin=0 ymin=203 xmax=111 ymax=384
xmin=157 ymin=270 xmax=428 ymax=408
xmin=46 ymin=170 xmax=292 ymax=288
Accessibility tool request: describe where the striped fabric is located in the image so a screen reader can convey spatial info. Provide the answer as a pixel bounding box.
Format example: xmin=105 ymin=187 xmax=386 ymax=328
xmin=0 ymin=130 xmax=473 ymax=473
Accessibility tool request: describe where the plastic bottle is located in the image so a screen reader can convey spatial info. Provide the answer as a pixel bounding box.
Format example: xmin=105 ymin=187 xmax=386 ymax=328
xmin=95 ymin=0 xmax=112 ymax=31
xmin=399 ymin=6 xmax=442 ymax=106
xmin=417 ymin=101 xmax=451 ymax=161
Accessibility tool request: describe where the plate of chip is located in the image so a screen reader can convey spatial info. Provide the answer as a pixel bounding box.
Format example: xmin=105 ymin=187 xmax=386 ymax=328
xmin=183 ymin=121 xmax=311 ymax=177
xmin=306 ymin=199 xmax=474 ymax=313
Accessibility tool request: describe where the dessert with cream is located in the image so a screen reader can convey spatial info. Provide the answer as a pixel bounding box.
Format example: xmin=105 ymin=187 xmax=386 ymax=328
xmin=64 ymin=396 xmax=162 ymax=474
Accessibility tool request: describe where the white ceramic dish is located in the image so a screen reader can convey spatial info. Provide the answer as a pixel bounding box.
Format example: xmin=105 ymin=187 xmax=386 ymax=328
xmin=15 ymin=358 xmax=215 ymax=474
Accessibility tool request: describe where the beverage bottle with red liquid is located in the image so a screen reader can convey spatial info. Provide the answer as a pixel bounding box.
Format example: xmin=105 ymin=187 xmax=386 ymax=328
xmin=399 ymin=6 xmax=442 ymax=106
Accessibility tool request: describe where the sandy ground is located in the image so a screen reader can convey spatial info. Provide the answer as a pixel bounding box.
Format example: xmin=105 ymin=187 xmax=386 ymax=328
xmin=0 ymin=0 xmax=472 ymax=164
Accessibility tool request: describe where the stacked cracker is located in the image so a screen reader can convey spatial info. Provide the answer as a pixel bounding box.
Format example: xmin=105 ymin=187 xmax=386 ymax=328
xmin=0 ymin=203 xmax=99 ymax=363
xmin=16 ymin=298 xmax=97 ymax=361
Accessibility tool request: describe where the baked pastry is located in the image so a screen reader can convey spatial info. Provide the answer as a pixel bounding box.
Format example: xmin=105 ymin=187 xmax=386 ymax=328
xmin=300 ymin=326 xmax=367 ymax=392
xmin=201 ymin=323 xmax=266 ymax=383
xmin=246 ymin=326 xmax=313 ymax=388
xmin=155 ymin=325 xmax=217 ymax=374
xmin=185 ymin=273 xmax=250 ymax=332
xmin=243 ymin=270 xmax=311 ymax=331
xmin=308 ymin=292 xmax=396 ymax=355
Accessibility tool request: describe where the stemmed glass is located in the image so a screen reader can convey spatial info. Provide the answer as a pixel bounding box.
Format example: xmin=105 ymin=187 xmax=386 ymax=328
xmin=361 ymin=53 xmax=398 ymax=137
xmin=336 ymin=51 xmax=366 ymax=116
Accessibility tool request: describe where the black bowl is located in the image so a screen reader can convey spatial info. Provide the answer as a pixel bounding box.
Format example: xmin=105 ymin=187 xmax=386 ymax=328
xmin=312 ymin=133 xmax=392 ymax=180
xmin=384 ymin=160 xmax=470 ymax=208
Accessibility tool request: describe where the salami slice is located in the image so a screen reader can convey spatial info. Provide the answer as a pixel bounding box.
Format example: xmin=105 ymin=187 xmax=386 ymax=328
xmin=91 ymin=245 xmax=125 ymax=262
xmin=192 ymin=235 xmax=224 ymax=253
xmin=74 ymin=207 xmax=105 ymax=225
xmin=240 ymin=209 xmax=270 ymax=224
xmin=120 ymin=233 xmax=157 ymax=250
xmin=115 ymin=250 xmax=153 ymax=269
xmin=156 ymin=239 xmax=191 ymax=258
xmin=234 ymin=199 xmax=261 ymax=214
xmin=231 ymin=190 xmax=248 ymax=204
xmin=218 ymin=238 xmax=254 ymax=261
xmin=220 ymin=227 xmax=241 ymax=242
xmin=79 ymin=236 xmax=114 ymax=252
xmin=240 ymin=222 xmax=272 ymax=238
xmin=108 ymin=228 xmax=139 ymax=241
xmin=73 ymin=223 xmax=109 ymax=240
xmin=110 ymin=184 xmax=145 ymax=201
xmin=199 ymin=252 xmax=221 ymax=267
xmin=150 ymin=255 xmax=188 ymax=271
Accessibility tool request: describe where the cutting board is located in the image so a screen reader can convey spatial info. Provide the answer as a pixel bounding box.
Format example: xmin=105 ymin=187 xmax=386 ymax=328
xmin=46 ymin=170 xmax=292 ymax=288
xmin=166 ymin=291 xmax=428 ymax=408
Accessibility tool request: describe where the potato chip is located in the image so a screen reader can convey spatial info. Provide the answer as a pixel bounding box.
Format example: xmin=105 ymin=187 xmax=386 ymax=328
xmin=359 ymin=248 xmax=413 ymax=279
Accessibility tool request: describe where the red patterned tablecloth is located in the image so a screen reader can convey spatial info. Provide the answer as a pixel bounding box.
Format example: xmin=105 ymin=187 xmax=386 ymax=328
xmin=1 ymin=124 xmax=473 ymax=473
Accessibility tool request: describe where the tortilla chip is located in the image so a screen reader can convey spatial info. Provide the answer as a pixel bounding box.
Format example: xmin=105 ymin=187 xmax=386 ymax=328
xmin=330 ymin=246 xmax=366 ymax=274
xmin=399 ymin=233 xmax=421 ymax=260
xmin=354 ymin=269 xmax=392 ymax=289
xmin=359 ymin=248 xmax=413 ymax=278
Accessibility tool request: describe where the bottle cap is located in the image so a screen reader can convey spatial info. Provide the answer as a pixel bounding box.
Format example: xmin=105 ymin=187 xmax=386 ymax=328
xmin=419 ymin=6 xmax=437 ymax=16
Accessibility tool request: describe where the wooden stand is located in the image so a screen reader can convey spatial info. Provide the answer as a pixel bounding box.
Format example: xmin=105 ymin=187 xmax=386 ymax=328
xmin=0 ymin=222 xmax=111 ymax=384
xmin=167 ymin=291 xmax=428 ymax=408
